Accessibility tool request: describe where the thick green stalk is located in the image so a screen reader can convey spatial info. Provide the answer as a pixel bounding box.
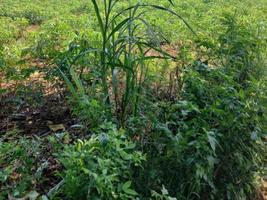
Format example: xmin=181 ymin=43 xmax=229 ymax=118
xmin=121 ymin=0 xmax=134 ymax=125
xmin=92 ymin=0 xmax=111 ymax=109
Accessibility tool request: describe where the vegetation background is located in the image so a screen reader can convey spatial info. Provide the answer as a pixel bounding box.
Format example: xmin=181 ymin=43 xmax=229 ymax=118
xmin=0 ymin=0 xmax=266 ymax=199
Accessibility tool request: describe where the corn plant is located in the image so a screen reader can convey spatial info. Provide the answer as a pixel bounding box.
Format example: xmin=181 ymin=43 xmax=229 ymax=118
xmin=60 ymin=0 xmax=195 ymax=126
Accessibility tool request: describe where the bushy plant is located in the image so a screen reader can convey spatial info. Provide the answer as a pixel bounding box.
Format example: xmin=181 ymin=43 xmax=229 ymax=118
xmin=58 ymin=123 xmax=145 ymax=199
xmin=0 ymin=133 xmax=43 ymax=199
xmin=22 ymin=10 xmax=45 ymax=25
xmin=181 ymin=64 xmax=265 ymax=199
xmin=1 ymin=1 xmax=266 ymax=199
xmin=135 ymin=62 xmax=265 ymax=199
xmin=135 ymin=13 xmax=266 ymax=199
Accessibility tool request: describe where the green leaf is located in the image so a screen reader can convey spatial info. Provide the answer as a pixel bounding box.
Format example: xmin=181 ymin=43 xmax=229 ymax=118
xmin=70 ymin=67 xmax=85 ymax=96
xmin=161 ymin=185 xmax=169 ymax=195
xmin=207 ymin=132 xmax=217 ymax=152
xmin=122 ymin=181 xmax=131 ymax=190
xmin=119 ymin=150 xmax=131 ymax=160
xmin=167 ymin=0 xmax=175 ymax=6
xmin=122 ymin=181 xmax=138 ymax=196
xmin=107 ymin=17 xmax=131 ymax=41
xmin=91 ymin=0 xmax=104 ymax=37
xmin=58 ymin=68 xmax=79 ymax=100
xmin=148 ymin=4 xmax=197 ymax=36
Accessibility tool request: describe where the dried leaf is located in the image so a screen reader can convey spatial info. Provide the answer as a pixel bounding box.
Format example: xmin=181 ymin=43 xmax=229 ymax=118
xmin=48 ymin=124 xmax=65 ymax=132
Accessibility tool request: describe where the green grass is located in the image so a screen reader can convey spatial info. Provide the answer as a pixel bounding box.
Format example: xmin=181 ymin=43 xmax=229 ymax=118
xmin=0 ymin=0 xmax=266 ymax=66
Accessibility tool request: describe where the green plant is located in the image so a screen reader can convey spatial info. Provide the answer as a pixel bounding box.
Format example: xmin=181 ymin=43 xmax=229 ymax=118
xmin=22 ymin=10 xmax=45 ymax=25
xmin=60 ymin=0 xmax=194 ymax=126
xmin=58 ymin=123 xmax=145 ymax=199
xmin=0 ymin=134 xmax=42 ymax=199
xmin=0 ymin=1 xmax=266 ymax=199
xmin=0 ymin=45 xmax=4 ymax=68
xmin=216 ymin=14 xmax=266 ymax=87
xmin=135 ymin=64 xmax=265 ymax=199
xmin=151 ymin=185 xmax=177 ymax=200
xmin=134 ymin=13 xmax=266 ymax=199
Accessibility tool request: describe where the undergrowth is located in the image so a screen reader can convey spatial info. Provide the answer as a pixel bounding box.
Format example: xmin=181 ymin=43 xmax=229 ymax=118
xmin=0 ymin=0 xmax=266 ymax=199
xmin=55 ymin=1 xmax=266 ymax=199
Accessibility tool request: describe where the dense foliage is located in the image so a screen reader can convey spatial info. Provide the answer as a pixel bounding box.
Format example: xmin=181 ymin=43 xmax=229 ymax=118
xmin=60 ymin=123 xmax=144 ymax=199
xmin=0 ymin=0 xmax=266 ymax=199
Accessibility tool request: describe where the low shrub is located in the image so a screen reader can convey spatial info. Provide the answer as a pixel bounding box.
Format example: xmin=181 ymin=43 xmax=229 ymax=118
xmin=57 ymin=9 xmax=266 ymax=200
xmin=0 ymin=132 xmax=43 ymax=199
xmin=58 ymin=123 xmax=145 ymax=199
xmin=135 ymin=62 xmax=265 ymax=199
xmin=22 ymin=10 xmax=45 ymax=25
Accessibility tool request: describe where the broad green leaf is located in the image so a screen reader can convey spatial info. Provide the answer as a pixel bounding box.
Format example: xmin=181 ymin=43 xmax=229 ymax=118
xmin=122 ymin=181 xmax=138 ymax=196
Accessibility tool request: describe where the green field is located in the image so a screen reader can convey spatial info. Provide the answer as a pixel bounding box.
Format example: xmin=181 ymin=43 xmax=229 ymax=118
xmin=0 ymin=0 xmax=266 ymax=199
xmin=0 ymin=0 xmax=266 ymax=67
